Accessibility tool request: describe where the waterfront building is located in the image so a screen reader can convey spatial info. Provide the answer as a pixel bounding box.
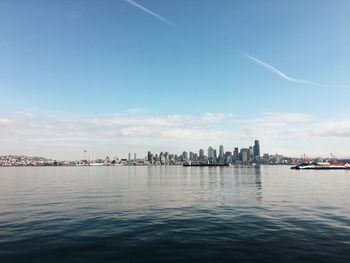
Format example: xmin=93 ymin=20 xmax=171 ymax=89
xmin=218 ymin=145 xmax=224 ymax=163
xmin=160 ymin=154 xmax=166 ymax=164
xmin=233 ymin=147 xmax=239 ymax=162
xmin=182 ymin=151 xmax=188 ymax=161
xmin=189 ymin=151 xmax=194 ymax=161
xmin=225 ymin=151 xmax=232 ymax=164
xmin=219 ymin=145 xmax=224 ymax=158
xmin=199 ymin=149 xmax=204 ymax=160
xmin=249 ymin=146 xmax=254 ymax=161
xmin=147 ymin=151 xmax=153 ymax=163
xmin=240 ymin=148 xmax=249 ymax=164
xmin=253 ymin=140 xmax=260 ymax=158
xmin=208 ymin=146 xmax=216 ymax=164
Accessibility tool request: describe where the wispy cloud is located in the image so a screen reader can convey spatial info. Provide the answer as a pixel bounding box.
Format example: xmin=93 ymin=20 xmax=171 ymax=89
xmin=243 ymin=52 xmax=324 ymax=87
xmin=124 ymin=0 xmax=175 ymax=27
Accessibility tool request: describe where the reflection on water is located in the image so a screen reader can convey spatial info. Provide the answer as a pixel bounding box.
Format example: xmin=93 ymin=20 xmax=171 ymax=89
xmin=0 ymin=166 xmax=350 ymax=262
xmin=254 ymin=166 xmax=262 ymax=202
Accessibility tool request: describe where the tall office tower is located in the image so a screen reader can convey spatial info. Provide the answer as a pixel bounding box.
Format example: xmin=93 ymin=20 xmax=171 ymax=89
xmin=249 ymin=146 xmax=253 ymax=161
xmin=253 ymin=140 xmax=260 ymax=158
xmin=147 ymin=151 xmax=152 ymax=162
xmin=240 ymin=148 xmax=249 ymax=164
xmin=225 ymin=151 xmax=232 ymax=164
xmin=134 ymin=153 xmax=137 ymax=161
xmin=233 ymin=147 xmax=239 ymax=161
xmin=218 ymin=145 xmax=224 ymax=163
xmin=214 ymin=150 xmax=217 ymax=163
xmin=128 ymin=153 xmax=131 ymax=162
xmin=199 ymin=149 xmax=204 ymax=160
xmin=189 ymin=152 xmax=194 ymax=161
xmin=208 ymin=146 xmax=215 ymax=163
xmin=219 ymin=145 xmax=224 ymax=158
xmin=182 ymin=151 xmax=188 ymax=161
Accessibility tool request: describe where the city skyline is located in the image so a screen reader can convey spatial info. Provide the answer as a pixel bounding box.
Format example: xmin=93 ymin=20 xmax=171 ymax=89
xmin=1 ymin=1 xmax=350 ymax=159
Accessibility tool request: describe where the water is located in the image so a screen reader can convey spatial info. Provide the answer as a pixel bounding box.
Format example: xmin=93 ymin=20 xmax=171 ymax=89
xmin=0 ymin=166 xmax=349 ymax=262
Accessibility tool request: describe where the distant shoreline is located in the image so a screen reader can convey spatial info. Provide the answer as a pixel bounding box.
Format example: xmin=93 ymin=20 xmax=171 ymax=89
xmin=0 ymin=164 xmax=294 ymax=168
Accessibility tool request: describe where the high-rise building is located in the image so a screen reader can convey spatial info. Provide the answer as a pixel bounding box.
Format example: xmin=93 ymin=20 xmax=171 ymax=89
xmin=189 ymin=151 xmax=194 ymax=161
xmin=218 ymin=145 xmax=224 ymax=163
xmin=199 ymin=149 xmax=204 ymax=160
xmin=253 ymin=140 xmax=260 ymax=158
xmin=249 ymin=146 xmax=253 ymax=161
xmin=225 ymin=151 xmax=232 ymax=164
xmin=147 ymin=151 xmax=153 ymax=163
xmin=240 ymin=148 xmax=249 ymax=164
xmin=208 ymin=146 xmax=215 ymax=163
xmin=182 ymin=151 xmax=188 ymax=161
xmin=233 ymin=147 xmax=239 ymax=162
xmin=219 ymin=145 xmax=224 ymax=158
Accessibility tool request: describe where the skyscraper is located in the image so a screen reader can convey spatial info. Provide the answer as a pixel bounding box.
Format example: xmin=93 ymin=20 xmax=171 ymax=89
xmin=147 ymin=151 xmax=153 ymax=163
xmin=253 ymin=140 xmax=260 ymax=158
xmin=199 ymin=149 xmax=204 ymax=160
xmin=219 ymin=145 xmax=224 ymax=164
xmin=233 ymin=147 xmax=239 ymax=162
xmin=208 ymin=146 xmax=215 ymax=164
xmin=240 ymin=148 xmax=249 ymax=164
xmin=249 ymin=146 xmax=253 ymax=161
xmin=219 ymin=145 xmax=224 ymax=158
xmin=182 ymin=151 xmax=188 ymax=161
xmin=189 ymin=151 xmax=194 ymax=161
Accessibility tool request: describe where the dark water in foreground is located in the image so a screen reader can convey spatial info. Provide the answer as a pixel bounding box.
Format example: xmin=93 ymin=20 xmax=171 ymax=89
xmin=0 ymin=166 xmax=349 ymax=262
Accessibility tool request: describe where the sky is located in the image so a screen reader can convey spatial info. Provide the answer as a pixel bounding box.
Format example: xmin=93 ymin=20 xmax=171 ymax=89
xmin=1 ymin=0 xmax=350 ymax=160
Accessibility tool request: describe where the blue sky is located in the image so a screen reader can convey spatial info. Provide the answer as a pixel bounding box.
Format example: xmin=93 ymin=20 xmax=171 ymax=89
xmin=1 ymin=0 xmax=350 ymax=159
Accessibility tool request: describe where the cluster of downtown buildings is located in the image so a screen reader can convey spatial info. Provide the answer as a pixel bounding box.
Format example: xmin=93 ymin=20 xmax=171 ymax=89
xmin=146 ymin=140 xmax=262 ymax=165
xmin=1 ymin=140 xmax=311 ymax=166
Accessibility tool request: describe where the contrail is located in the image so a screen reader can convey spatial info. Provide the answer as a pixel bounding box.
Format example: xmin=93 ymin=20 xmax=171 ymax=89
xmin=124 ymin=0 xmax=175 ymax=27
xmin=243 ymin=52 xmax=324 ymax=87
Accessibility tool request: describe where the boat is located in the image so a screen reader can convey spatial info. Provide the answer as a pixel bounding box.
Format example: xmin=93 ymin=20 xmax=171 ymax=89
xmin=291 ymin=162 xmax=350 ymax=170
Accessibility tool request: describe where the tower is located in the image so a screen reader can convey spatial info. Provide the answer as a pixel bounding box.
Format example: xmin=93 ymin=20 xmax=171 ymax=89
xmin=253 ymin=140 xmax=260 ymax=158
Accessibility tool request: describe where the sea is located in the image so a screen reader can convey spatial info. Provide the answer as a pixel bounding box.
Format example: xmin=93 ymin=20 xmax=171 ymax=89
xmin=0 ymin=165 xmax=349 ymax=262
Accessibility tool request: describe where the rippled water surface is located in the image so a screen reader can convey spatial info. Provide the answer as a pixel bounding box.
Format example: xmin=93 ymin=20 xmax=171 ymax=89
xmin=0 ymin=166 xmax=349 ymax=262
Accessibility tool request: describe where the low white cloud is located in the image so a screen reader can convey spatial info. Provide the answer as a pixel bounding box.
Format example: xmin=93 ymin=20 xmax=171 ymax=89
xmin=309 ymin=121 xmax=350 ymax=137
xmin=1 ymin=111 xmax=350 ymax=159
xmin=0 ymin=118 xmax=13 ymax=125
